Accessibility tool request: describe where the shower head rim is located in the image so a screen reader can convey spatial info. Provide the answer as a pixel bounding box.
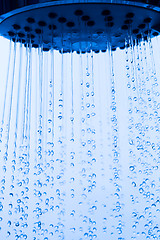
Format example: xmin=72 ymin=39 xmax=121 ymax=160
xmin=0 ymin=0 xmax=160 ymax=25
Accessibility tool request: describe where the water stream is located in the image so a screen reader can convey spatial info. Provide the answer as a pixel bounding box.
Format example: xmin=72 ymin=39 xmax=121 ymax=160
xmin=0 ymin=34 xmax=160 ymax=239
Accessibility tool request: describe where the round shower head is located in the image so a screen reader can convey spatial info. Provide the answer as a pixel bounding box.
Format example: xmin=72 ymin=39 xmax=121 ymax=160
xmin=0 ymin=0 xmax=160 ymax=52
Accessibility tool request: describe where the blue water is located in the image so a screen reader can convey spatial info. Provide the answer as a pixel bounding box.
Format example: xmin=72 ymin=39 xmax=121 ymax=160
xmin=0 ymin=35 xmax=160 ymax=239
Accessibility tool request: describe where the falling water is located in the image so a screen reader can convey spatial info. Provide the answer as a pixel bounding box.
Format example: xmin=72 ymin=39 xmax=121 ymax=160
xmin=0 ymin=32 xmax=160 ymax=240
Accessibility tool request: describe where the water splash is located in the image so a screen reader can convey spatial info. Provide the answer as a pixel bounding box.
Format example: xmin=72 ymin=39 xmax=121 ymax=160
xmin=0 ymin=34 xmax=160 ymax=239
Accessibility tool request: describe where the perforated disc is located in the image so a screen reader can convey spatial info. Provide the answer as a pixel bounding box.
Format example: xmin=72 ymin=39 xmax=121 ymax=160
xmin=0 ymin=0 xmax=160 ymax=52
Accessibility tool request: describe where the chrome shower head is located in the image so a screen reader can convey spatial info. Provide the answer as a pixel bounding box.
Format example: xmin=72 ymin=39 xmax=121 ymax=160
xmin=0 ymin=0 xmax=160 ymax=52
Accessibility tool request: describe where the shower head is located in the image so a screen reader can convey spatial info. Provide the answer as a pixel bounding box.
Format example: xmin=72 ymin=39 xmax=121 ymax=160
xmin=0 ymin=0 xmax=160 ymax=52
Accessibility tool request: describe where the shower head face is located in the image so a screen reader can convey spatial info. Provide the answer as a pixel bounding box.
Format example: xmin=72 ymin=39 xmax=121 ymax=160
xmin=0 ymin=0 xmax=160 ymax=52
